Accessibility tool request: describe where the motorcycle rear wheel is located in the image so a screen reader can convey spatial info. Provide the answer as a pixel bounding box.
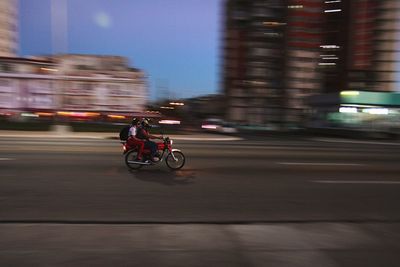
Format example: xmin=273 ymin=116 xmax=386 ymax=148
xmin=166 ymin=151 xmax=185 ymax=170
xmin=125 ymin=149 xmax=143 ymax=170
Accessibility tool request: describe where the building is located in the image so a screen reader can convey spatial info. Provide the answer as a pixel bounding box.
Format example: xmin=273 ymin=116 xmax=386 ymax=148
xmin=0 ymin=0 xmax=18 ymax=57
xmin=373 ymin=1 xmax=400 ymax=92
xmin=0 ymin=54 xmax=148 ymax=120
xmin=222 ymin=0 xmax=288 ymax=126
xmin=285 ymin=0 xmax=323 ymax=125
xmin=54 ymin=54 xmax=147 ymax=116
xmin=222 ymin=0 xmax=324 ymax=127
xmin=308 ymin=0 xmax=400 ymax=133
xmin=222 ymin=0 xmax=400 ymax=128
xmin=320 ymin=0 xmax=400 ymax=93
xmin=0 ymin=57 xmax=57 ymax=113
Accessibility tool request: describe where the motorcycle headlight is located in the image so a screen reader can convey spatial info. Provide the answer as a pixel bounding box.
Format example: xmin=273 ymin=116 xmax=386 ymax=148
xmin=169 ymin=139 xmax=173 ymax=145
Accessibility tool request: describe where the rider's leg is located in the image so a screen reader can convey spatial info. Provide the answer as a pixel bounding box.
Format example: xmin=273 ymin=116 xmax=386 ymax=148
xmin=145 ymin=141 xmax=157 ymax=160
xmin=137 ymin=141 xmax=144 ymax=160
xmin=126 ymin=137 xmax=135 ymax=151
xmin=150 ymin=141 xmax=158 ymax=160
xmin=128 ymin=137 xmax=144 ymax=161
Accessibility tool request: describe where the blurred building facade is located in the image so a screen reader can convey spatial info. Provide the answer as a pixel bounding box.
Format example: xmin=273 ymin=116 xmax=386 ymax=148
xmin=285 ymin=0 xmax=323 ymax=125
xmin=0 ymin=55 xmax=148 ymax=118
xmin=373 ymin=1 xmax=400 ymax=92
xmin=0 ymin=57 xmax=56 ymax=112
xmin=322 ymin=0 xmax=400 ymax=93
xmin=54 ymin=55 xmax=147 ymax=115
xmin=0 ymin=0 xmax=18 ymax=57
xmin=222 ymin=0 xmax=400 ymax=128
xmin=223 ymin=0 xmax=287 ymax=126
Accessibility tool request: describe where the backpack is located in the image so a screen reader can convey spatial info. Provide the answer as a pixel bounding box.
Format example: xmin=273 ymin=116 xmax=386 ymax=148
xmin=119 ymin=125 xmax=130 ymax=141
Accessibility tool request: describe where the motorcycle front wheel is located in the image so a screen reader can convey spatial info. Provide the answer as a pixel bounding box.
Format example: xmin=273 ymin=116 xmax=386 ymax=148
xmin=166 ymin=151 xmax=185 ymax=170
xmin=125 ymin=149 xmax=143 ymax=170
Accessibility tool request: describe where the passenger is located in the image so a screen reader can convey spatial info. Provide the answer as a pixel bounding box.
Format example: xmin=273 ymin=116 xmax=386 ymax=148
xmin=126 ymin=117 xmax=144 ymax=161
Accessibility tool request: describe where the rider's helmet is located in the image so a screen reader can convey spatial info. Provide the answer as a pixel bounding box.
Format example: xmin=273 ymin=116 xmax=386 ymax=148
xmin=131 ymin=117 xmax=139 ymax=126
xmin=141 ymin=118 xmax=151 ymax=129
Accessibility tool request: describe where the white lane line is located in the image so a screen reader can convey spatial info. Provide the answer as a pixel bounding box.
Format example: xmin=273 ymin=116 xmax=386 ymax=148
xmin=0 ymin=158 xmax=15 ymax=161
xmin=312 ymin=180 xmax=400 ymax=185
xmin=277 ymin=162 xmax=364 ymax=166
xmin=170 ymin=137 xmax=242 ymax=141
xmin=311 ymin=138 xmax=400 ymax=146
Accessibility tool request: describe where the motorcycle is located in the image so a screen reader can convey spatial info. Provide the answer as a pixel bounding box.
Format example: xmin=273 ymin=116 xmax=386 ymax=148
xmin=121 ymin=136 xmax=186 ymax=170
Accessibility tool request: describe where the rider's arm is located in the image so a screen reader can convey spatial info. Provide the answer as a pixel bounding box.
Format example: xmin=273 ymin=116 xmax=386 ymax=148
xmin=148 ymin=134 xmax=163 ymax=140
xmin=139 ymin=129 xmax=162 ymax=140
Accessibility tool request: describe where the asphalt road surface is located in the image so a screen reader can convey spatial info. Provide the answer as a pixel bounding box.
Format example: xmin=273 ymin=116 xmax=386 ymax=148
xmin=1 ymin=136 xmax=400 ymax=266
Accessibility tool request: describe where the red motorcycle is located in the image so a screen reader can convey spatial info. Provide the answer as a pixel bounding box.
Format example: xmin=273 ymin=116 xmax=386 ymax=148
xmin=122 ymin=137 xmax=185 ymax=170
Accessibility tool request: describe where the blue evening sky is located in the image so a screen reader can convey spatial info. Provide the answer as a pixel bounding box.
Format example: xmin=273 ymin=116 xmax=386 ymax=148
xmin=19 ymin=0 xmax=223 ymax=100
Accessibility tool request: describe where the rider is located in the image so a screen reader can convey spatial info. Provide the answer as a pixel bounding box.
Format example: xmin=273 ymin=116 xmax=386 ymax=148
xmin=136 ymin=118 xmax=163 ymax=162
xmin=126 ymin=117 xmax=144 ymax=161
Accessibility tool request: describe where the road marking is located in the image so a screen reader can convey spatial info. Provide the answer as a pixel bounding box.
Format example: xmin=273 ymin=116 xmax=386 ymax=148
xmin=312 ymin=180 xmax=400 ymax=185
xmin=0 ymin=158 xmax=15 ymax=161
xmin=277 ymin=162 xmax=364 ymax=166
xmin=0 ymin=134 xmax=104 ymax=139
xmin=170 ymin=137 xmax=242 ymax=141
xmin=311 ymin=138 xmax=400 ymax=146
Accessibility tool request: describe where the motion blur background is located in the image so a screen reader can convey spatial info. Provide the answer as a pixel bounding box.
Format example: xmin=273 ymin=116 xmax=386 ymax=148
xmin=1 ymin=0 xmax=400 ymax=137
xmin=2 ymin=1 xmax=400 ymax=266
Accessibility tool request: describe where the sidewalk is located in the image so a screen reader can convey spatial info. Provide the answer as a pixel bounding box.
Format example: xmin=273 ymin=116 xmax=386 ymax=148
xmin=0 ymin=130 xmax=242 ymax=141
xmin=1 ymin=222 xmax=399 ymax=266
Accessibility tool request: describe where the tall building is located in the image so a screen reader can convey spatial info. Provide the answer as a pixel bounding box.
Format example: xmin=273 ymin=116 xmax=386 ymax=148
xmin=285 ymin=0 xmax=323 ymax=125
xmin=321 ymin=0 xmax=400 ymax=92
xmin=372 ymin=0 xmax=400 ymax=92
xmin=222 ymin=0 xmax=324 ymax=127
xmin=222 ymin=0 xmax=400 ymax=127
xmin=223 ymin=0 xmax=288 ymax=126
xmin=0 ymin=0 xmax=18 ymax=57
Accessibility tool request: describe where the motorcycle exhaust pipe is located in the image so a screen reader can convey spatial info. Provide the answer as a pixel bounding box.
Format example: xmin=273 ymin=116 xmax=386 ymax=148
xmin=127 ymin=160 xmax=151 ymax=165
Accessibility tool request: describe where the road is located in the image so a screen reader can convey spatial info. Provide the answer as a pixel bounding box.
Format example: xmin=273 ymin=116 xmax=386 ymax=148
xmin=1 ymin=136 xmax=400 ymax=266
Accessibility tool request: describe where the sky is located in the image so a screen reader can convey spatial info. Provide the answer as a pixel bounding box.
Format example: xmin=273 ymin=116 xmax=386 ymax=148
xmin=19 ymin=0 xmax=223 ymax=100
